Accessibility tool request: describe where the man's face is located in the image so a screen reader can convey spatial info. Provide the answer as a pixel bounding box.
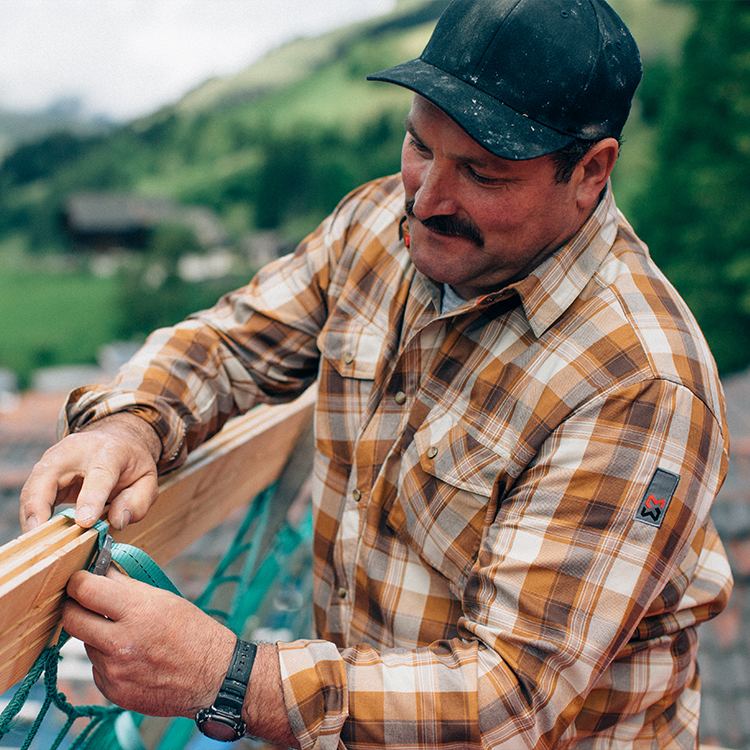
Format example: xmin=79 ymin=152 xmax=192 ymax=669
xmin=401 ymin=96 xmax=589 ymax=300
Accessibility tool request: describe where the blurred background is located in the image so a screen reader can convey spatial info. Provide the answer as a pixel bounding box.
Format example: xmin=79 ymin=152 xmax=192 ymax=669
xmin=0 ymin=0 xmax=748 ymax=746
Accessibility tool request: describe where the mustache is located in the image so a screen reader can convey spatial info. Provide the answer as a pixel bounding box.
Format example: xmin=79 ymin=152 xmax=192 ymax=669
xmin=405 ymin=200 xmax=484 ymax=248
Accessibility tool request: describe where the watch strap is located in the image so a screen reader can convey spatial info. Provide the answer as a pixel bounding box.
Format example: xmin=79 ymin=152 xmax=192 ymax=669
xmin=214 ymin=639 xmax=257 ymax=715
xmin=195 ymin=639 xmax=256 ymax=741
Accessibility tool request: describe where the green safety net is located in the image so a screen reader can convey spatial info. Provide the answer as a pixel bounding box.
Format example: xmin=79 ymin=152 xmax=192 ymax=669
xmin=0 ymin=482 xmax=314 ymax=750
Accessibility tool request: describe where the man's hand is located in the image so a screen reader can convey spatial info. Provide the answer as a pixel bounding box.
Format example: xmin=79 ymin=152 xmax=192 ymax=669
xmin=63 ymin=566 xmax=236 ymax=717
xmin=20 ymin=413 xmax=162 ymax=533
xmin=64 ymin=567 xmax=300 ymax=747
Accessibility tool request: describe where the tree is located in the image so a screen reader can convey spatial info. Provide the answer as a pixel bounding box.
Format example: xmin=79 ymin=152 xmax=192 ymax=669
xmin=634 ymin=0 xmax=750 ymax=374
xmin=117 ymin=224 xmax=203 ymax=339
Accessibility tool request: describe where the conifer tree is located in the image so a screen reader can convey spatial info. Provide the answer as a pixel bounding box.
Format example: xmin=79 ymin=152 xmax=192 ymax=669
xmin=635 ymin=0 xmax=750 ymax=374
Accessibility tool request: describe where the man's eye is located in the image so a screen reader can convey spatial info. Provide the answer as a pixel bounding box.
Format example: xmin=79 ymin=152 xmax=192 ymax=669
xmin=409 ymin=137 xmax=431 ymax=155
xmin=467 ymin=167 xmax=497 ymax=185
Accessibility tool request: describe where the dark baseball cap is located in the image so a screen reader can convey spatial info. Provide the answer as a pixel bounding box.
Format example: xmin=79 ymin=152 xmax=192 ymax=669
xmin=367 ymin=0 xmax=642 ymax=160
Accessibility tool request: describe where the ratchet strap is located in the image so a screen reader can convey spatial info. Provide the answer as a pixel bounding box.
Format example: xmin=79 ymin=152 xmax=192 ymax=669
xmin=60 ymin=509 xmax=183 ymax=597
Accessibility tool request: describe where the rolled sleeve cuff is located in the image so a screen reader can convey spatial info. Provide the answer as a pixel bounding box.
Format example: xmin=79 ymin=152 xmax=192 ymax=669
xmin=61 ymin=384 xmax=188 ymax=473
xmin=278 ymin=639 xmax=348 ymax=750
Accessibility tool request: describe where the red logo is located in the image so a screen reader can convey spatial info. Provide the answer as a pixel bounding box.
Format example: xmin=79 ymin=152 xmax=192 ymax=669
xmin=645 ymin=495 xmax=665 ymax=510
xmin=635 ymin=469 xmax=680 ymax=528
xmin=640 ymin=494 xmax=665 ymax=522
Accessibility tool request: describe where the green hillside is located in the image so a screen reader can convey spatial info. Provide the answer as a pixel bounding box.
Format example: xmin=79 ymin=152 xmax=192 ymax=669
xmin=0 ymin=0 xmax=692 ymax=252
xmin=0 ymin=103 xmax=112 ymax=161
xmin=0 ymin=0 xmax=748 ymax=382
xmin=0 ymin=1 xmax=449 ymax=254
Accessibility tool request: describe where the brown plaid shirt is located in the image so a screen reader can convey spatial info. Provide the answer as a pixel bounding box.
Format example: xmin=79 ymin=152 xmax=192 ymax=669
xmin=66 ymin=175 xmax=732 ymax=749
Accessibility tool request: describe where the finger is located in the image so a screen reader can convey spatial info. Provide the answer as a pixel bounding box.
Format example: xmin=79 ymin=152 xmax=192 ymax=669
xmin=89 ymin=660 xmax=106 ymax=695
xmin=62 ymin=596 xmax=117 ymax=652
xmin=73 ymin=465 xmax=125 ymax=527
xmin=54 ymin=476 xmax=84 ymax=507
xmin=20 ymin=436 xmax=114 ymax=531
xmin=107 ymin=473 xmax=160 ymax=531
xmin=84 ymin=642 xmax=105 ymax=665
xmin=83 ymin=642 xmax=109 ymax=691
xmin=20 ymin=473 xmax=87 ymax=531
xmin=68 ymin=567 xmax=161 ymax=620
xmin=105 ymin=565 xmax=133 ymax=585
xmin=19 ymin=465 xmax=69 ymax=531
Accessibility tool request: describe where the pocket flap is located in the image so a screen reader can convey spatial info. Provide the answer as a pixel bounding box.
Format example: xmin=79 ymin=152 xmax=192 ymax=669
xmin=415 ymin=416 xmax=510 ymax=498
xmin=318 ymin=319 xmax=385 ymax=380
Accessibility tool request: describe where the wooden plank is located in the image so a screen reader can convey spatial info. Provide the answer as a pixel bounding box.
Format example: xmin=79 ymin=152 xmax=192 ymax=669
xmin=111 ymin=386 xmax=315 ymax=563
xmin=0 ymin=389 xmax=315 ymax=695
xmin=0 ymin=519 xmax=98 ymax=690
xmin=0 ymin=516 xmax=86 ymax=586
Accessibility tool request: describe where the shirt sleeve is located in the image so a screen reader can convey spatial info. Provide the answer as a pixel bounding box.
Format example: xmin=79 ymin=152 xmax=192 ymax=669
xmin=62 ymin=240 xmax=324 ymax=470
xmin=277 ymin=377 xmax=730 ymax=749
xmin=60 ymin=181 xmax=372 ymax=472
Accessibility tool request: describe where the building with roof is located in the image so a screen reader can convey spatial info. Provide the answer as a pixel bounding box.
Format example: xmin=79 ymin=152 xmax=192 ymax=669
xmin=61 ymin=192 xmax=228 ymax=252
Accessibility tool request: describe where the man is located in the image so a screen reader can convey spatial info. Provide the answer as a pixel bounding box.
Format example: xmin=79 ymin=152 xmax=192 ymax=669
xmin=20 ymin=0 xmax=732 ymax=747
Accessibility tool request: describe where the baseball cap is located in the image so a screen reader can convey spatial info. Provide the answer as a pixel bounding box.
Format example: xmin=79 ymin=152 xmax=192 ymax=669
xmin=367 ymin=0 xmax=642 ymax=160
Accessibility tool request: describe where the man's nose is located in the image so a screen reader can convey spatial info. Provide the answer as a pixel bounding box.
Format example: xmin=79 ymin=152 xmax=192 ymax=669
xmin=412 ymin=163 xmax=459 ymax=220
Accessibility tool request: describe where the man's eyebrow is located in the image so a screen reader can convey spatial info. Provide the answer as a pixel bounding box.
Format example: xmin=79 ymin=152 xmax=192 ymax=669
xmin=460 ymin=152 xmax=494 ymax=170
xmin=404 ymin=112 xmax=513 ymax=173
xmin=404 ymin=114 xmax=418 ymax=136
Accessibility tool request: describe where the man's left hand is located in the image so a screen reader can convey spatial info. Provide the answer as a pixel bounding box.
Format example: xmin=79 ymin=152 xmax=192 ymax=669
xmin=63 ymin=566 xmax=236 ymax=718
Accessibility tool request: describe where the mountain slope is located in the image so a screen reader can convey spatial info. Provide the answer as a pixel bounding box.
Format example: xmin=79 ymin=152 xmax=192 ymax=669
xmin=0 ymin=0 xmax=694 ymax=252
xmin=0 ymin=0 xmax=451 ymax=251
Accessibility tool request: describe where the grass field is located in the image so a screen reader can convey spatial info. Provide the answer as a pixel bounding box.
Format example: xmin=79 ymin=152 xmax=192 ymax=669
xmin=0 ymin=255 xmax=121 ymax=387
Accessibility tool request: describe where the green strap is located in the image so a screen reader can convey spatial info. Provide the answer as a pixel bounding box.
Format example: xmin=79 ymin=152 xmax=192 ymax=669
xmin=59 ymin=509 xmax=183 ymax=597
xmin=110 ymin=543 xmax=182 ymax=597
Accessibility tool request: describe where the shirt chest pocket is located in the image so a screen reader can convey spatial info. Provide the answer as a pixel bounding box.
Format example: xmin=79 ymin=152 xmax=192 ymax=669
xmin=387 ymin=420 xmax=511 ymax=592
xmin=318 ymin=318 xmax=385 ymax=381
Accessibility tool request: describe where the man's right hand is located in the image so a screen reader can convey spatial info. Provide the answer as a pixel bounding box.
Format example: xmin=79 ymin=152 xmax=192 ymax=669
xmin=20 ymin=412 xmax=162 ymax=533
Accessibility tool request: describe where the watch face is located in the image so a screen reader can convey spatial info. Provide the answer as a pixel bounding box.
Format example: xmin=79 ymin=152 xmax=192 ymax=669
xmin=201 ymin=719 xmax=239 ymax=742
xmin=195 ymin=707 xmax=246 ymax=743
xmin=199 ymin=717 xmax=241 ymax=742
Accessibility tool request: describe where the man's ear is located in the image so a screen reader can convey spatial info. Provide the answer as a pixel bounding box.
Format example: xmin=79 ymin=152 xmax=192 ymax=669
xmin=575 ymin=138 xmax=619 ymax=209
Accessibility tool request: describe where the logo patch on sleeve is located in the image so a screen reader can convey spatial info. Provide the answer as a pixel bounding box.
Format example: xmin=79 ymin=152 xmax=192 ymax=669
xmin=634 ymin=468 xmax=680 ymax=528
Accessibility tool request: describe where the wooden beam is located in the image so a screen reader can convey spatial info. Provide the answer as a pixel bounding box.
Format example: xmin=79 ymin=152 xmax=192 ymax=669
xmin=0 ymin=518 xmax=99 ymax=691
xmin=0 ymin=388 xmax=315 ymax=695
xmin=110 ymin=387 xmax=315 ymax=564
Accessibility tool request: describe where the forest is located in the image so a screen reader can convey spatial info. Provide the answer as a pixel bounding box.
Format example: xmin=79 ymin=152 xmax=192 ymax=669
xmin=0 ymin=0 xmax=747 ymax=385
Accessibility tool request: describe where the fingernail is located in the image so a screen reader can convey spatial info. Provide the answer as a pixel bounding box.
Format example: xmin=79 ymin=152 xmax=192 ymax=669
xmin=26 ymin=515 xmax=38 ymax=531
xmin=76 ymin=506 xmax=95 ymax=525
xmin=118 ymin=510 xmax=131 ymax=531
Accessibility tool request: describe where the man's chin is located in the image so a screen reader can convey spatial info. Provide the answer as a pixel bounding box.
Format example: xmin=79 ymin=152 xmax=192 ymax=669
xmin=409 ymin=249 xmax=465 ymax=290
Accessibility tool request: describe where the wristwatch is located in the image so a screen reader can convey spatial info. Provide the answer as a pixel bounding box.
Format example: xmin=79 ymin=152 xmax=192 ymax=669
xmin=195 ymin=639 xmax=257 ymax=742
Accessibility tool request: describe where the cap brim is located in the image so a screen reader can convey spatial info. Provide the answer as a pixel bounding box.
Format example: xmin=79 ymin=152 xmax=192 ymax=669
xmin=367 ymin=58 xmax=574 ymax=160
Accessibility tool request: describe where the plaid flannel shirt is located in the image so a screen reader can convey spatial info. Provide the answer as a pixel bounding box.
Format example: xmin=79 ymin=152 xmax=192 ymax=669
xmin=65 ymin=175 xmax=732 ymax=749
